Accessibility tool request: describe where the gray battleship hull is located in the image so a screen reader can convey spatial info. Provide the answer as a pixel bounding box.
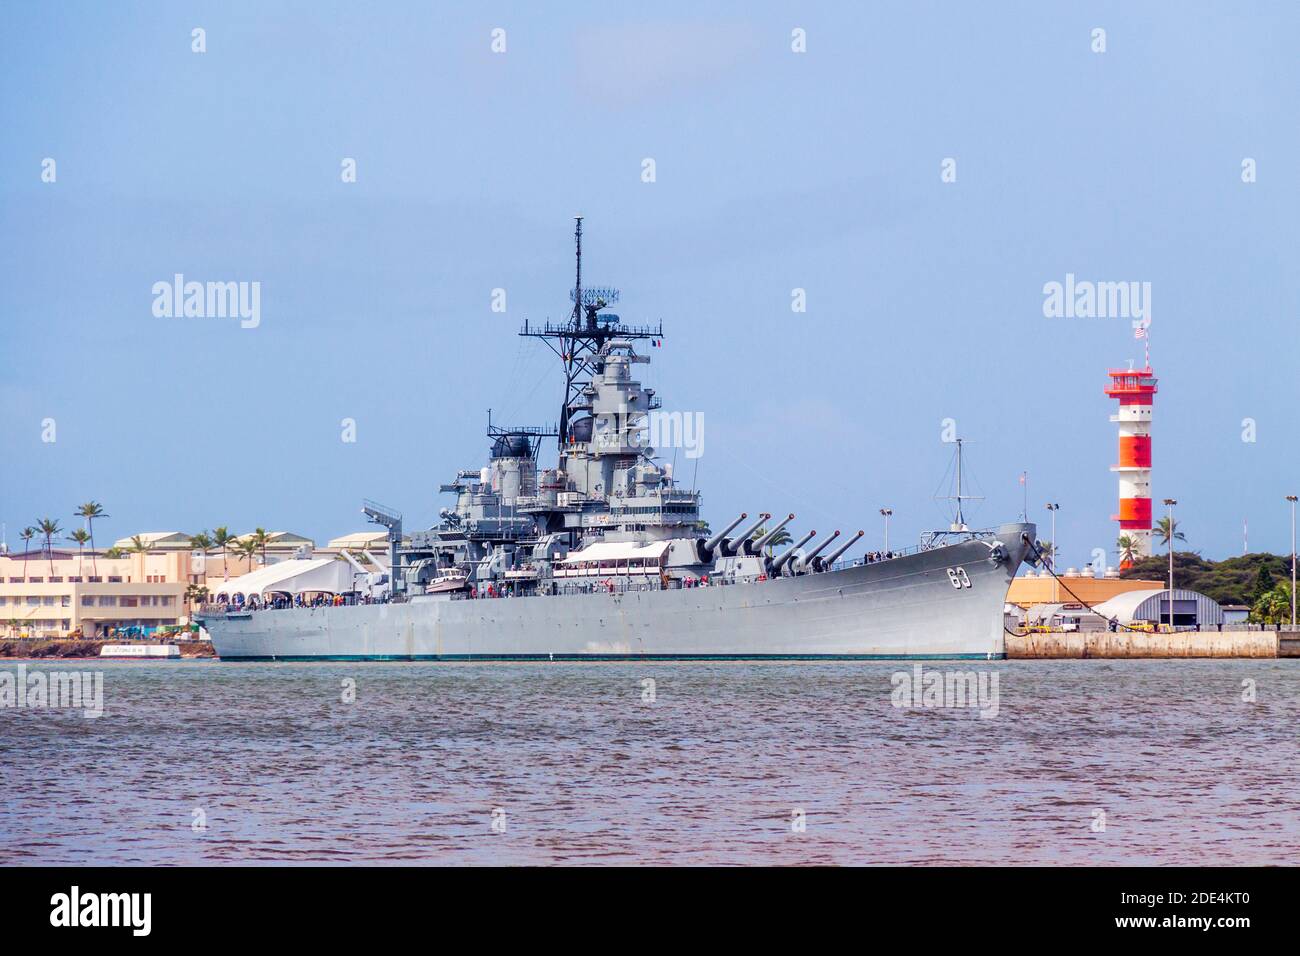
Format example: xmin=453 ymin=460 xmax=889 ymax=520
xmin=204 ymin=523 xmax=1034 ymax=660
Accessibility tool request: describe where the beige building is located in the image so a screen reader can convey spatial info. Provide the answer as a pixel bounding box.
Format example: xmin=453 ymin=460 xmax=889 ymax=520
xmin=233 ymin=531 xmax=315 ymax=557
xmin=1007 ymin=571 xmax=1164 ymax=609
xmin=1 ymin=529 xmax=321 ymax=637
xmin=0 ymin=551 xmax=189 ymax=638
xmin=110 ymin=531 xmax=196 ymax=552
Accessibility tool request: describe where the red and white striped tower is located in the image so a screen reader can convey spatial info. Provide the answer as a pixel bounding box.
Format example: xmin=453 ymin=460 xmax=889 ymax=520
xmin=1104 ymin=363 xmax=1158 ymax=563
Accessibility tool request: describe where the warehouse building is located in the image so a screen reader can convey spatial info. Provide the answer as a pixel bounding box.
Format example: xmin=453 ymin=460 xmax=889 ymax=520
xmin=1093 ymin=588 xmax=1225 ymax=629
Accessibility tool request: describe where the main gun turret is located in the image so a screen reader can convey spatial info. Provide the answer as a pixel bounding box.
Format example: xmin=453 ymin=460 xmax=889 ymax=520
xmin=727 ymin=512 xmax=771 ymax=556
xmin=771 ymin=529 xmax=816 ymax=575
xmin=749 ymin=514 xmax=795 ymax=555
xmin=696 ymin=512 xmax=747 ymax=563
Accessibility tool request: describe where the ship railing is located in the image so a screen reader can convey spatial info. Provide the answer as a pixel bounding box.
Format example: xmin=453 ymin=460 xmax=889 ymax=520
xmin=918 ymin=527 xmax=999 ymax=550
xmin=827 ymin=543 xmax=926 ymax=573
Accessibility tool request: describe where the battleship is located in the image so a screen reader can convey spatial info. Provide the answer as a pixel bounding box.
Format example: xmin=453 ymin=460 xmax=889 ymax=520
xmin=201 ymin=219 xmax=1038 ymax=660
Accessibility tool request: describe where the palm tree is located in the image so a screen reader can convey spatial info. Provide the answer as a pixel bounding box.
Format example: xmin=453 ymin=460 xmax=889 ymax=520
xmin=749 ymin=525 xmax=792 ymax=557
xmin=1036 ymin=539 xmax=1057 ymax=569
xmin=1115 ymin=535 xmax=1139 ymax=568
xmin=252 ymin=527 xmax=270 ymax=565
xmin=68 ymin=528 xmax=90 ymax=577
xmin=212 ymin=526 xmax=235 ymax=580
xmin=103 ymin=546 xmax=125 ymax=559
xmin=234 ymin=538 xmax=259 ymax=574
xmin=36 ymin=518 xmax=62 ymax=574
xmin=189 ymin=530 xmax=214 ymax=558
xmin=1251 ymin=582 xmax=1293 ymax=625
xmin=1154 ymin=515 xmax=1185 ymax=547
xmin=128 ymin=534 xmax=150 ymax=555
xmin=18 ymin=527 xmax=36 ymax=579
xmin=184 ymin=583 xmax=210 ymax=617
xmin=76 ymin=501 xmax=108 ymax=576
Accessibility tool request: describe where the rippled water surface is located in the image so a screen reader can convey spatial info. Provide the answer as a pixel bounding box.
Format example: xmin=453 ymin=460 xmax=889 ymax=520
xmin=2 ymin=660 xmax=1297 ymax=865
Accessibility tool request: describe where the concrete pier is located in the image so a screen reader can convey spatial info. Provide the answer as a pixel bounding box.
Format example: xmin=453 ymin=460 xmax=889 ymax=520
xmin=1006 ymin=630 xmax=1283 ymax=659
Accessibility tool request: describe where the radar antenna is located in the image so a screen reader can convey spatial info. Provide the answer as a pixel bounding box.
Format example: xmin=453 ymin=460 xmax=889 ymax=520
xmin=520 ymin=217 xmax=663 ymax=450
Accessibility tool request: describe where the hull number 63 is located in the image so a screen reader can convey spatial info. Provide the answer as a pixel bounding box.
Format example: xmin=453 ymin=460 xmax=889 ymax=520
xmin=946 ymin=567 xmax=972 ymax=589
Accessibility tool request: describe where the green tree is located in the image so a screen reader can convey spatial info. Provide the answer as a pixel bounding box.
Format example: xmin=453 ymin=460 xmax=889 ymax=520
xmin=1251 ymin=581 xmax=1293 ymax=625
xmin=103 ymin=546 xmax=125 ymax=559
xmin=1121 ymin=552 xmax=1289 ymax=607
xmin=1036 ymin=539 xmax=1057 ymax=569
xmin=1115 ymin=535 xmax=1139 ymax=566
xmin=75 ymin=501 xmax=108 ymax=576
xmin=234 ymin=538 xmax=259 ymax=574
xmin=212 ymin=526 xmax=236 ymax=580
xmin=750 ymin=525 xmax=792 ymax=557
xmin=68 ymin=528 xmax=91 ymax=577
xmin=36 ymin=518 xmax=62 ymax=574
xmin=128 ymin=534 xmax=150 ymax=555
xmin=1250 ymin=565 xmax=1275 ymax=607
xmin=184 ymin=583 xmax=210 ymax=616
xmin=18 ymin=527 xmax=36 ymax=579
xmin=252 ymin=527 xmax=270 ymax=565
xmin=1155 ymin=515 xmax=1185 ymax=547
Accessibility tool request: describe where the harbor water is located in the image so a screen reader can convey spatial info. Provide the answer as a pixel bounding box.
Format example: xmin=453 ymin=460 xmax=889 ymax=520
xmin=2 ymin=660 xmax=1296 ymax=865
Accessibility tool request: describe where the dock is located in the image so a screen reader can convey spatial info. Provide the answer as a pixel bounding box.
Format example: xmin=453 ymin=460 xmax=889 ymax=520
xmin=1007 ymin=629 xmax=1294 ymax=659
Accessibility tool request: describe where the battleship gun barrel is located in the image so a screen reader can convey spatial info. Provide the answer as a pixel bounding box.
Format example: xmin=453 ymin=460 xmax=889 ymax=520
xmin=801 ymin=529 xmax=840 ymax=564
xmin=820 ymin=529 xmax=865 ymax=568
xmin=751 ymin=514 xmax=795 ymax=553
xmin=704 ymin=513 xmax=747 ymax=553
xmin=771 ymin=530 xmax=816 ymax=574
xmin=729 ymin=512 xmax=771 ymax=555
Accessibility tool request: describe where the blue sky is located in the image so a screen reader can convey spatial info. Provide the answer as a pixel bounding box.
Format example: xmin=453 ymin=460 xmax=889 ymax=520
xmin=2 ymin=1 xmax=1297 ymax=565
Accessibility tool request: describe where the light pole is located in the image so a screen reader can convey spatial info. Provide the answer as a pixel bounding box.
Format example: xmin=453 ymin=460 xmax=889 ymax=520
xmin=880 ymin=508 xmax=892 ymax=553
xmin=1287 ymin=495 xmax=1297 ymax=629
xmin=1045 ymin=503 xmax=1060 ymax=601
xmin=1163 ymin=498 xmax=1177 ymax=625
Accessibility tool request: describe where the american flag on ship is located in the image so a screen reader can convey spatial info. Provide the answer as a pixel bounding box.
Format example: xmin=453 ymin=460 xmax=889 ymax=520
xmin=1133 ymin=320 xmax=1149 ymax=340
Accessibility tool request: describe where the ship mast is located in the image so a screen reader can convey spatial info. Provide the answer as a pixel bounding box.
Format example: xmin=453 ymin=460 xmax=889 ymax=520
xmin=936 ymin=437 xmax=984 ymax=532
xmin=519 ymin=218 xmax=662 ymax=452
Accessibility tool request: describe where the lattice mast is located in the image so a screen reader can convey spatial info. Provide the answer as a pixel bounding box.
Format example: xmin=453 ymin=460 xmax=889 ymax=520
xmin=519 ymin=217 xmax=662 ymax=454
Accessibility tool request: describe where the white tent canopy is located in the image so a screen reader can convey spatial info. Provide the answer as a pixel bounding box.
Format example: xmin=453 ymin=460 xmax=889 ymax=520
xmin=557 ymin=541 xmax=669 ymax=564
xmin=209 ymin=557 xmax=357 ymax=601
